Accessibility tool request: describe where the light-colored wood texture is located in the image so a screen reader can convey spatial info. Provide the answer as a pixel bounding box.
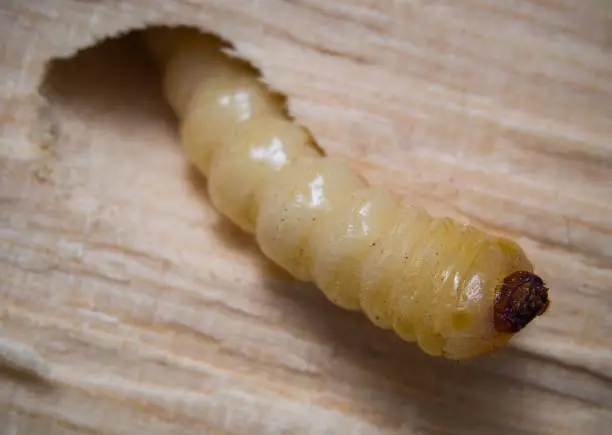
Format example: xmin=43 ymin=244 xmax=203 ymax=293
xmin=1 ymin=0 xmax=611 ymax=433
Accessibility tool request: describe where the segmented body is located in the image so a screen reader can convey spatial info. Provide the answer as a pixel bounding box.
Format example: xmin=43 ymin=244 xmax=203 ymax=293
xmin=142 ymin=28 xmax=549 ymax=360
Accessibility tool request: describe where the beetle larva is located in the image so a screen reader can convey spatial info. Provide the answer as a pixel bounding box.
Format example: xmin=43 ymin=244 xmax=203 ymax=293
xmin=142 ymin=28 xmax=550 ymax=360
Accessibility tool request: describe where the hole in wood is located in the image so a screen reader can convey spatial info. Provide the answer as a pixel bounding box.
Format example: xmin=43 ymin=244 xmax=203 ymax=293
xmin=38 ymin=26 xmax=324 ymax=163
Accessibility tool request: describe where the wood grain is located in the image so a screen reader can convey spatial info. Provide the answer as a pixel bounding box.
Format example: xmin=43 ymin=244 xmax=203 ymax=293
xmin=1 ymin=0 xmax=611 ymax=433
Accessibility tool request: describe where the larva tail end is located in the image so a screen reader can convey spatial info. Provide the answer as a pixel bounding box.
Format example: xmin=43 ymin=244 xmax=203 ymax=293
xmin=493 ymin=271 xmax=550 ymax=334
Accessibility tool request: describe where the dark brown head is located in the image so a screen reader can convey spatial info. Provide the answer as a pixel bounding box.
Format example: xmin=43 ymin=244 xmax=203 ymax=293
xmin=494 ymin=271 xmax=550 ymax=334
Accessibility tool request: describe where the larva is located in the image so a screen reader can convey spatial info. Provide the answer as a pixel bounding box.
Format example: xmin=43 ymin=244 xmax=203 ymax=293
xmin=141 ymin=27 xmax=550 ymax=360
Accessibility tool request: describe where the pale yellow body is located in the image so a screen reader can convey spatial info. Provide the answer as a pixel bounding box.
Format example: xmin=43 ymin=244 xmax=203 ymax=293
xmin=143 ymin=28 xmax=534 ymax=360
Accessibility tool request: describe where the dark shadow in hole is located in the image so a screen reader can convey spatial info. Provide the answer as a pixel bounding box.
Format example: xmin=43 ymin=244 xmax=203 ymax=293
xmin=34 ymin=25 xmax=607 ymax=435
xmin=39 ymin=31 xmax=173 ymax=123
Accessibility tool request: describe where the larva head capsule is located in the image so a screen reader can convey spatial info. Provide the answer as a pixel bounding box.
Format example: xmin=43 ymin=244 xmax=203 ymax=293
xmin=493 ymin=271 xmax=550 ymax=334
xmin=438 ymin=236 xmax=550 ymax=360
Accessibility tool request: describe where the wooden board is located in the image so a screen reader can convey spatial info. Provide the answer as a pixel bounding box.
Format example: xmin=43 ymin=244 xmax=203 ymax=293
xmin=1 ymin=0 xmax=611 ymax=433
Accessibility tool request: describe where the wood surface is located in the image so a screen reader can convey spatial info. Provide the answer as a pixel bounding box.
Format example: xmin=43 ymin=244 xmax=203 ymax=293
xmin=1 ymin=0 xmax=612 ymax=434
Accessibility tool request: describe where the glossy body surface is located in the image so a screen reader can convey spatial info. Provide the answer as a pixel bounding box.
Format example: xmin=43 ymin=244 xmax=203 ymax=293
xmin=143 ymin=28 xmax=549 ymax=359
